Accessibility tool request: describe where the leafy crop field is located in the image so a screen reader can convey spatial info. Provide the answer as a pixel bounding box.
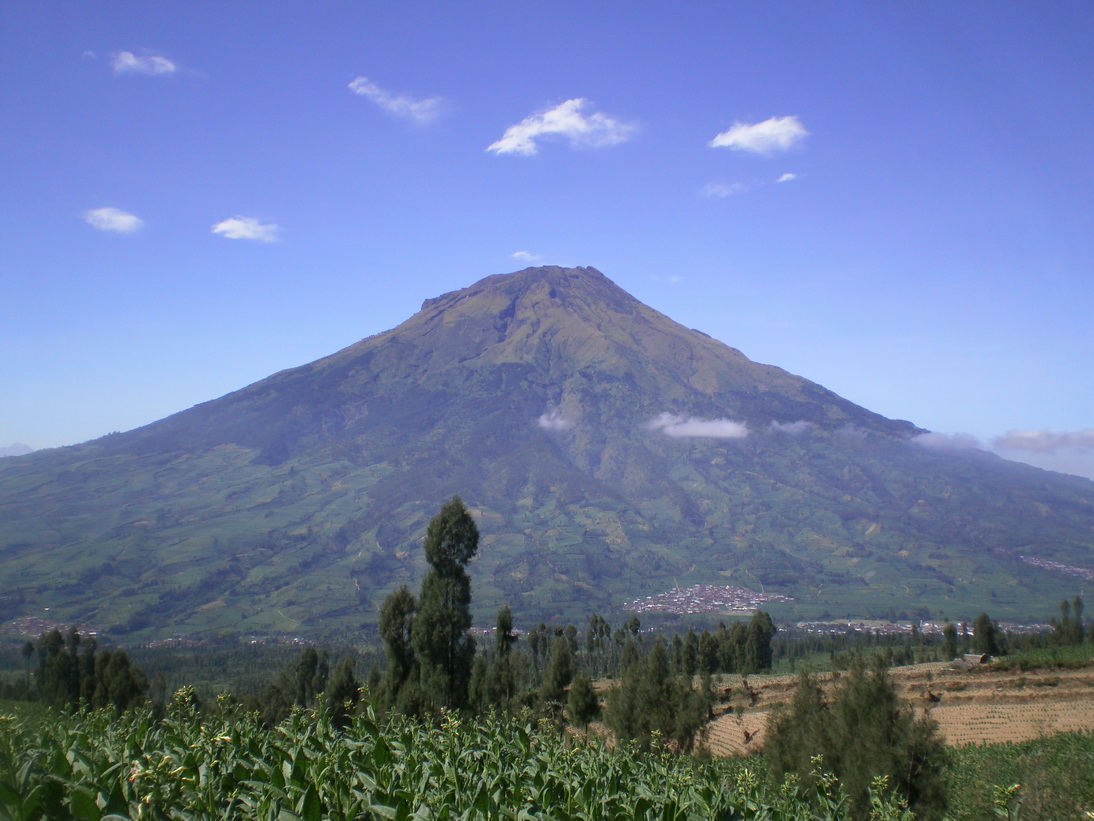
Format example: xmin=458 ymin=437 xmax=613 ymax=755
xmin=0 ymin=699 xmax=914 ymax=821
xmin=946 ymin=731 xmax=1094 ymax=820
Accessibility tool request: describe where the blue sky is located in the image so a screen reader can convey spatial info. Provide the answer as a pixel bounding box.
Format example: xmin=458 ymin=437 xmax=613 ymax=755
xmin=2 ymin=1 xmax=1092 ymax=478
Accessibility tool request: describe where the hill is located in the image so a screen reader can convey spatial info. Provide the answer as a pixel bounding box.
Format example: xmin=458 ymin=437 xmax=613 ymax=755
xmin=1 ymin=266 xmax=1092 ymax=639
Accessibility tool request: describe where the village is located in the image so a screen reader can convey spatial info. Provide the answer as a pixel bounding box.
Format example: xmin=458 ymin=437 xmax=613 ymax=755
xmin=622 ymin=584 xmax=794 ymax=615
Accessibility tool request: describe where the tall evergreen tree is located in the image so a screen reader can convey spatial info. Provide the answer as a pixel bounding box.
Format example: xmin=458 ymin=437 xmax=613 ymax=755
xmin=325 ymin=656 xmax=359 ymax=728
xmin=21 ymin=640 xmax=34 ymax=694
xmin=379 ymin=584 xmax=418 ymax=708
xmin=567 ymin=670 xmax=599 ymax=730
xmin=972 ymin=612 xmax=1001 ymax=655
xmin=743 ymin=610 xmax=777 ymax=673
xmin=941 ymin=622 xmax=958 ymax=660
xmin=296 ymin=647 xmax=319 ymax=707
xmin=412 ymin=496 xmax=479 ymax=711
xmin=1051 ymin=596 xmax=1085 ymax=646
xmin=485 ymin=605 xmax=517 ymax=710
xmin=541 ymin=635 xmax=574 ymax=703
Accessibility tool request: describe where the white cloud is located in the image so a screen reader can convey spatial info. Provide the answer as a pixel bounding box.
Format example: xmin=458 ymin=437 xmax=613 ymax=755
xmin=711 ymin=115 xmax=808 ymax=154
xmin=644 ymin=412 xmax=749 ymax=439
xmin=211 ymin=216 xmax=279 ymax=242
xmin=112 ymin=51 xmax=178 ymax=76
xmin=83 ymin=207 xmax=144 ymax=234
xmin=701 ymin=182 xmax=747 ymax=199
xmin=912 ymin=432 xmax=984 ymax=451
xmin=538 ymin=410 xmax=573 ymax=432
xmin=487 ymin=98 xmax=636 ymax=156
xmin=348 ymin=77 xmax=446 ymax=125
xmin=512 ymin=250 xmax=543 ymax=263
xmin=990 ymin=429 xmax=1094 ymax=480
xmin=777 ymin=173 xmax=798 ymax=183
xmin=991 ymin=428 xmax=1094 ymax=453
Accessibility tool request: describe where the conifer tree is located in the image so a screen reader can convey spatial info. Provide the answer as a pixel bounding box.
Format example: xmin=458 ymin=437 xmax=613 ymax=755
xmin=379 ymin=584 xmax=417 ymax=708
xmin=486 ymin=605 xmax=517 ymax=710
xmin=325 ymin=656 xmax=359 ymax=728
xmin=767 ymin=657 xmax=947 ymax=820
xmin=941 ymin=622 xmax=958 ymax=660
xmin=411 ymin=496 xmax=479 ymax=711
xmin=972 ymin=612 xmax=1001 ymax=655
xmin=567 ymin=670 xmax=599 ymax=730
xmin=541 ymin=635 xmax=574 ymax=703
xmin=296 ymin=647 xmax=319 ymax=707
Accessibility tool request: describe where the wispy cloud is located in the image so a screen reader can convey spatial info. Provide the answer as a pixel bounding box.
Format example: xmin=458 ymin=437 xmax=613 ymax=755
xmin=711 ymin=115 xmax=808 ymax=154
xmin=487 ymin=98 xmax=636 ymax=156
xmin=348 ymin=77 xmax=447 ymax=125
xmin=512 ymin=250 xmax=543 ymax=263
xmin=701 ymin=182 xmax=747 ymax=199
xmin=777 ymin=173 xmax=798 ymax=183
xmin=644 ymin=412 xmax=749 ymax=439
xmin=912 ymin=432 xmax=983 ymax=451
xmin=112 ymin=51 xmax=178 ymax=76
xmin=538 ymin=410 xmax=573 ymax=432
xmin=212 ymin=216 xmax=280 ymax=242
xmin=83 ymin=207 xmax=144 ymax=234
xmin=992 ymin=428 xmax=1094 ymax=453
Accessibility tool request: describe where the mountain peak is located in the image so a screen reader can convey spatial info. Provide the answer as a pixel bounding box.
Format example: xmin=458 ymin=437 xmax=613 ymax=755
xmin=419 ymin=265 xmax=614 ymax=312
xmin=14 ymin=265 xmax=1089 ymax=639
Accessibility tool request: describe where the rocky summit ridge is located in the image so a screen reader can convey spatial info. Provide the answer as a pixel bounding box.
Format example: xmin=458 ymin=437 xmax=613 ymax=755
xmin=1 ymin=266 xmax=1091 ymax=639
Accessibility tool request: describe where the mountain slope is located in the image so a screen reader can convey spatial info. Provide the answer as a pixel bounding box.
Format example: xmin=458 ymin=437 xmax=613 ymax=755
xmin=1 ymin=266 xmax=1091 ymax=638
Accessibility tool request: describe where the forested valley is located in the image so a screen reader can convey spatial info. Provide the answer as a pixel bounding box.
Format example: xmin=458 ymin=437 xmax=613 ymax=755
xmin=3 ymin=499 xmax=1092 ymax=819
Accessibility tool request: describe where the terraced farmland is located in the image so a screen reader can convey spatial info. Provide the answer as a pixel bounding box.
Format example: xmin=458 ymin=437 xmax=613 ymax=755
xmin=699 ymin=661 xmax=1094 ymax=755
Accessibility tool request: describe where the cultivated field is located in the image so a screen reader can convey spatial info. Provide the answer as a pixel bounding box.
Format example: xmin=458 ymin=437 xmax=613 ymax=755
xmin=701 ymin=660 xmax=1094 ymax=756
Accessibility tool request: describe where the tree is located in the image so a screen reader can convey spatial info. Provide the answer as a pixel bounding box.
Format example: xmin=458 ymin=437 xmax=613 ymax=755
xmin=21 ymin=640 xmax=34 ymax=694
xmin=567 ymin=670 xmax=599 ymax=730
xmin=325 ymin=656 xmax=359 ymax=728
xmin=697 ymin=630 xmax=719 ymax=674
xmin=972 ymin=612 xmax=1001 ymax=656
xmin=604 ymin=638 xmax=710 ymax=752
xmin=35 ymin=629 xmax=146 ymax=715
xmin=296 ymin=647 xmax=319 ymax=707
xmin=766 ymin=658 xmax=948 ymax=820
xmin=765 ymin=670 xmax=830 ymax=789
xmin=1051 ymin=596 xmax=1084 ymax=646
xmin=485 ymin=605 xmax=517 ymax=711
xmin=412 ymin=496 xmax=479 ymax=712
xmin=941 ymin=622 xmax=958 ymax=660
xmin=379 ymin=584 xmax=417 ymax=708
xmin=743 ymin=610 xmax=777 ymax=673
xmin=682 ymin=630 xmax=699 ymax=677
xmin=541 ymin=635 xmax=574 ymax=703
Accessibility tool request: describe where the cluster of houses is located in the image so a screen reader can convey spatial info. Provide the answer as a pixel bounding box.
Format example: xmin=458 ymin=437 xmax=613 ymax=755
xmin=795 ymin=620 xmax=1050 ymax=636
xmin=623 ymin=584 xmax=793 ymax=615
xmin=1019 ymin=554 xmax=1094 ymax=582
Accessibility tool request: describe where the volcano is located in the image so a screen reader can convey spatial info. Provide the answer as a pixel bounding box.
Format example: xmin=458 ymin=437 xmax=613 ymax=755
xmin=2 ymin=266 xmax=1091 ymax=638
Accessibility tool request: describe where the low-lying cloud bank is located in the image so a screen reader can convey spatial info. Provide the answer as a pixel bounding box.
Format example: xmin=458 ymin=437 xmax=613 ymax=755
xmin=912 ymin=432 xmax=984 ymax=451
xmin=991 ymin=428 xmax=1094 ymax=480
xmin=644 ymin=413 xmax=749 ymax=439
xmin=913 ymin=428 xmax=1094 ymax=480
xmin=992 ymin=428 xmax=1094 ymax=453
